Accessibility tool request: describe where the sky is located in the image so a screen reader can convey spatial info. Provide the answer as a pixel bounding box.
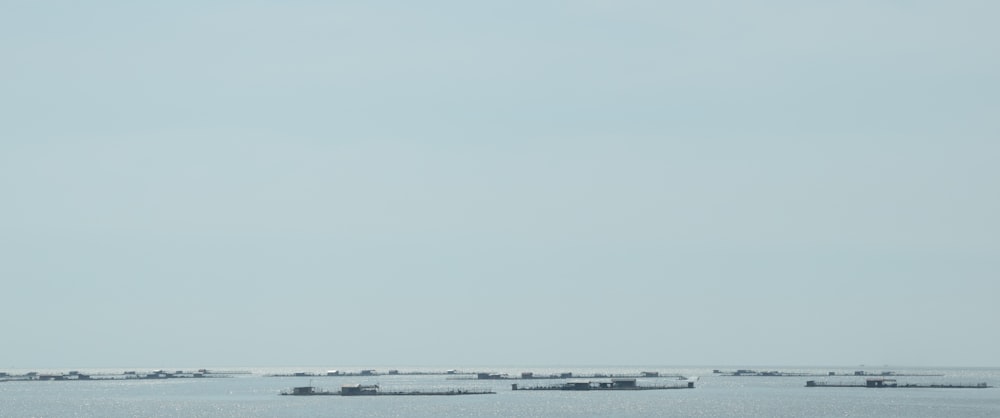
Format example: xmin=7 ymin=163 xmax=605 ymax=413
xmin=1 ymin=1 xmax=998 ymax=369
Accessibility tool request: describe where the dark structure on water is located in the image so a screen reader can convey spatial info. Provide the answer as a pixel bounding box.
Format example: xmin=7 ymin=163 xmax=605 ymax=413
xmin=281 ymin=384 xmax=495 ymax=396
xmin=0 ymin=369 xmax=241 ymax=382
xmin=455 ymin=371 xmax=686 ymax=380
xmin=714 ymin=369 xmax=944 ymax=377
xmin=805 ymin=378 xmax=991 ymax=389
xmin=511 ymin=378 xmax=695 ymax=391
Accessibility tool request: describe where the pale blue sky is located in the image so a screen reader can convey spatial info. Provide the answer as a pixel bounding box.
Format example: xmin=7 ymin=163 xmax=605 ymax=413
xmin=2 ymin=1 xmax=998 ymax=368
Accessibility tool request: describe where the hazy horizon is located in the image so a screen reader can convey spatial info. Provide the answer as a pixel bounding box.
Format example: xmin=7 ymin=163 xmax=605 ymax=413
xmin=2 ymin=1 xmax=998 ymax=369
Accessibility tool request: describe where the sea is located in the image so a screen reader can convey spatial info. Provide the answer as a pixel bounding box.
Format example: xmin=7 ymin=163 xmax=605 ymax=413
xmin=1 ymin=366 xmax=997 ymax=417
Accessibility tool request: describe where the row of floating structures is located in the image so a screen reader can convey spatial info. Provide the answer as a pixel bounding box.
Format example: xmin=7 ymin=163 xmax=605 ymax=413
xmin=714 ymin=369 xmax=990 ymax=388
xmin=281 ymin=378 xmax=693 ymax=396
xmin=281 ymin=377 xmax=993 ymax=397
xmin=282 ymin=384 xmax=496 ymax=396
xmin=281 ymin=376 xmax=995 ymax=397
xmin=806 ymin=378 xmax=991 ymax=389
xmin=2 ymin=368 xmax=477 ymax=381
xmin=511 ymin=379 xmax=695 ymax=391
xmin=4 ymin=368 xmax=685 ymax=382
xmin=266 ymin=370 xmax=686 ymax=379
xmin=273 ymin=368 xmax=946 ymax=380
xmin=713 ymin=369 xmax=946 ymax=377
xmin=266 ymin=369 xmax=474 ymax=377
xmin=0 ymin=369 xmax=243 ymax=382
xmin=453 ymin=371 xmax=687 ymax=380
xmin=4 ymin=368 xmax=992 ymax=390
xmin=1 ymin=367 xmax=948 ymax=380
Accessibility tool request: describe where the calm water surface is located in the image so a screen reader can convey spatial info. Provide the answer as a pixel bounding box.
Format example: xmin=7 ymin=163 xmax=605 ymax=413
xmin=1 ymin=366 xmax=997 ymax=417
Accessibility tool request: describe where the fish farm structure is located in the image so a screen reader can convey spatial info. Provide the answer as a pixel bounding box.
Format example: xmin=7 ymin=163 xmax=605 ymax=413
xmin=713 ymin=369 xmax=945 ymax=377
xmin=452 ymin=371 xmax=687 ymax=380
xmin=510 ymin=378 xmax=695 ymax=391
xmin=0 ymin=369 xmax=243 ymax=382
xmin=805 ymin=378 xmax=991 ymax=389
xmin=281 ymin=384 xmax=495 ymax=396
xmin=266 ymin=369 xmax=475 ymax=377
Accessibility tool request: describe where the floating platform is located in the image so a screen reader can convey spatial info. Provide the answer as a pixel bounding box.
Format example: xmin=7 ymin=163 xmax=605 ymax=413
xmin=806 ymin=378 xmax=991 ymax=389
xmin=281 ymin=384 xmax=495 ymax=396
xmin=451 ymin=371 xmax=687 ymax=380
xmin=714 ymin=369 xmax=944 ymax=377
xmin=511 ymin=378 xmax=695 ymax=391
xmin=0 ymin=369 xmax=241 ymax=382
xmin=268 ymin=369 xmax=474 ymax=378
